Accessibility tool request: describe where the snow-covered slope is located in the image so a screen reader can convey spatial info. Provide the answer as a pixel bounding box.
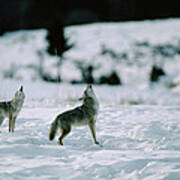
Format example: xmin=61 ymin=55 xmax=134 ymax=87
xmin=64 ymin=19 xmax=180 ymax=84
xmin=0 ymin=19 xmax=180 ymax=86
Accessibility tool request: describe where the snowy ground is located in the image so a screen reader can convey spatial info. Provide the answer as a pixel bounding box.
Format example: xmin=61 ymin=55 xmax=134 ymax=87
xmin=1 ymin=81 xmax=180 ymax=180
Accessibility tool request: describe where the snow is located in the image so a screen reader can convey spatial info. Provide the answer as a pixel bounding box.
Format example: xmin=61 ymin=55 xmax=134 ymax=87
xmin=1 ymin=19 xmax=180 ymax=85
xmin=1 ymin=81 xmax=180 ymax=179
xmin=1 ymin=19 xmax=180 ymax=179
xmin=63 ymin=19 xmax=180 ymax=84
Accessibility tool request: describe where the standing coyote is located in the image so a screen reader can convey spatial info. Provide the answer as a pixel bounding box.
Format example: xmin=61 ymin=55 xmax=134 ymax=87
xmin=49 ymin=85 xmax=100 ymax=146
xmin=0 ymin=86 xmax=25 ymax=132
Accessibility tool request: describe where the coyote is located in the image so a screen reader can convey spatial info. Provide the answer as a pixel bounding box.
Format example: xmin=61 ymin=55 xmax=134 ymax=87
xmin=49 ymin=85 xmax=100 ymax=146
xmin=0 ymin=86 xmax=25 ymax=132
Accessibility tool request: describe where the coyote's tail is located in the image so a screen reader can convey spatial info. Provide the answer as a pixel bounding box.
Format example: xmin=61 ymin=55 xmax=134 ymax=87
xmin=49 ymin=119 xmax=58 ymax=141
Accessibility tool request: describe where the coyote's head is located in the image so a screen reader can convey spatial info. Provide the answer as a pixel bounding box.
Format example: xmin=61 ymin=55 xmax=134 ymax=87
xmin=84 ymin=84 xmax=93 ymax=97
xmin=80 ymin=84 xmax=97 ymax=101
xmin=14 ymin=86 xmax=25 ymax=102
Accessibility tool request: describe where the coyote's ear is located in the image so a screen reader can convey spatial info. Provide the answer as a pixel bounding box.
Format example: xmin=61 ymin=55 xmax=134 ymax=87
xmin=19 ymin=86 xmax=23 ymax=92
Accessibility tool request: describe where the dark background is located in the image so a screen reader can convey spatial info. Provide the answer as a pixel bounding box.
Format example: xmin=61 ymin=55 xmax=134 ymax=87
xmin=0 ymin=0 xmax=180 ymax=34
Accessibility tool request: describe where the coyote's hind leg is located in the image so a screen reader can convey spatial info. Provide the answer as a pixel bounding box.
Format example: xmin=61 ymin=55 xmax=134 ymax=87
xmin=58 ymin=127 xmax=71 ymax=146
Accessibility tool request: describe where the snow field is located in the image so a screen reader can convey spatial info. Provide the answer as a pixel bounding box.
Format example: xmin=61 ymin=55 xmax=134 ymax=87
xmin=0 ymin=82 xmax=180 ymax=179
xmin=1 ymin=104 xmax=180 ymax=179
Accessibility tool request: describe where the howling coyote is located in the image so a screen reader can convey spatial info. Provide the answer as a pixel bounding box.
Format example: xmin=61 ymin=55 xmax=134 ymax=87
xmin=49 ymin=85 xmax=100 ymax=146
xmin=0 ymin=86 xmax=25 ymax=132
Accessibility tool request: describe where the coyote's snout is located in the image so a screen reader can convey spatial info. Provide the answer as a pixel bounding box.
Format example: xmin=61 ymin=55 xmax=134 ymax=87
xmin=49 ymin=85 xmax=100 ymax=146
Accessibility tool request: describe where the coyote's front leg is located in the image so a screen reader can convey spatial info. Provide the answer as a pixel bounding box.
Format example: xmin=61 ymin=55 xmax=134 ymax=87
xmin=88 ymin=122 xmax=99 ymax=145
xmin=12 ymin=116 xmax=17 ymax=132
xmin=9 ymin=112 xmax=13 ymax=132
xmin=0 ymin=116 xmax=5 ymax=133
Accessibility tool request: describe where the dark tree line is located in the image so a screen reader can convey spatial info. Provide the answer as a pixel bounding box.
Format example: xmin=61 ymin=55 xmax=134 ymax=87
xmin=0 ymin=0 xmax=180 ymax=34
